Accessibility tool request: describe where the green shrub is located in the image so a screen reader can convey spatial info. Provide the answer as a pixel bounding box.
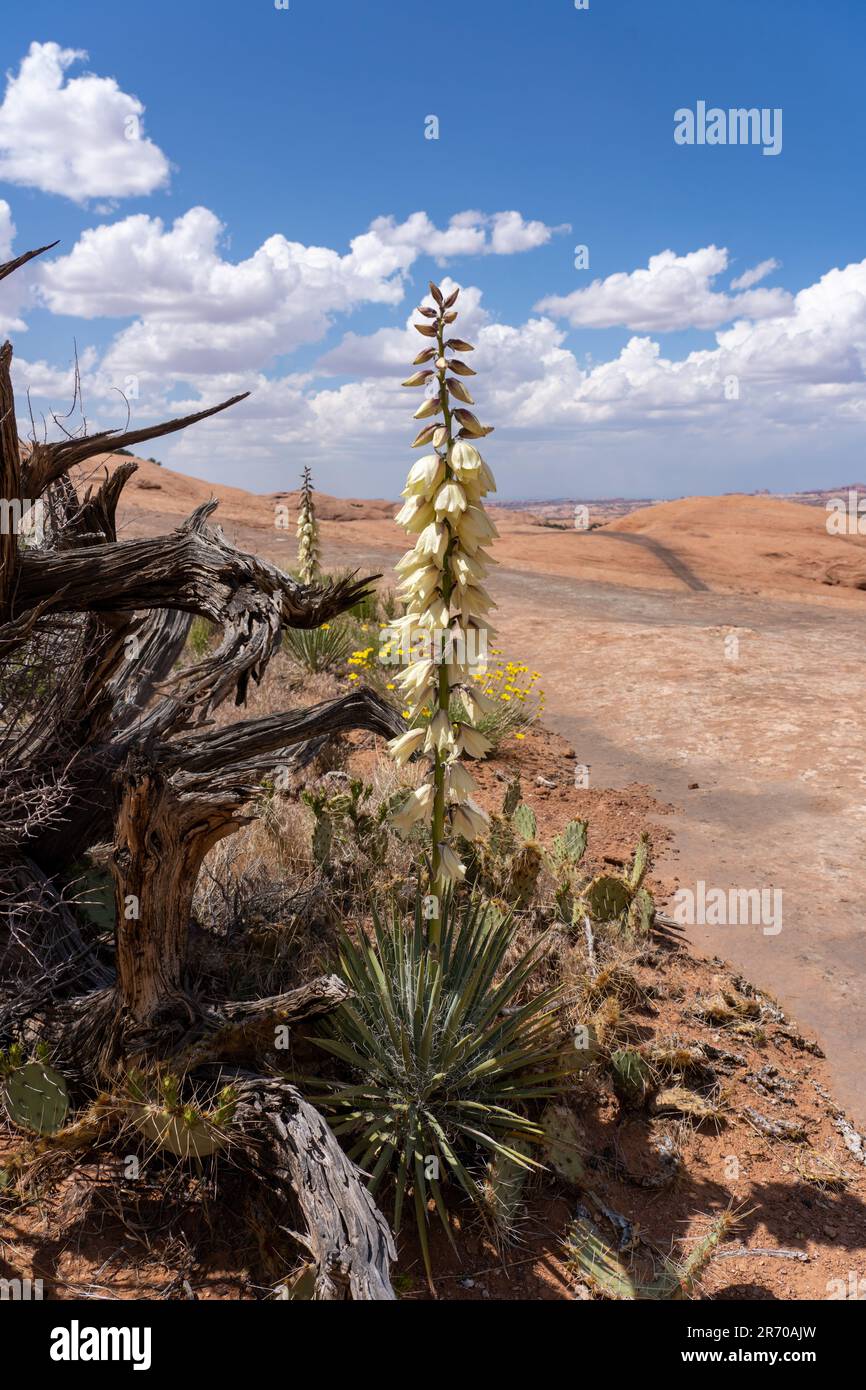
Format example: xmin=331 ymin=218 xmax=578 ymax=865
xmin=283 ymin=621 xmax=353 ymax=673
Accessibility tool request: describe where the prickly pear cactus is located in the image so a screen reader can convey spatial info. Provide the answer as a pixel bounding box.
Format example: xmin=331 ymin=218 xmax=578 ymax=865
xmin=509 ymin=842 xmax=543 ymax=908
xmin=579 ymin=834 xmax=655 ymax=935
xmin=481 ymin=898 xmax=508 ymax=931
xmin=488 ymin=814 xmax=518 ymax=863
xmin=584 ymin=874 xmax=633 ymax=923
xmin=610 ymin=1048 xmax=652 ymax=1104
xmin=127 ymin=1069 xmax=236 ymax=1160
xmin=591 ymin=996 xmax=622 ymax=1049
xmin=501 ymin=775 xmax=522 ymax=819
xmin=629 ymin=886 xmax=655 ymax=935
xmin=3 ymin=1062 xmax=69 ymax=1135
xmin=68 ymin=860 xmax=116 ymax=932
xmin=629 ymin=831 xmax=651 ymax=890
xmin=565 ymin=1212 xmax=638 ymax=1299
xmin=511 ymin=802 xmax=537 ymax=843
xmin=541 ymin=1104 xmax=586 ymax=1185
xmin=553 ymin=818 xmax=588 ymax=868
xmin=566 ymin=1208 xmax=734 ymax=1300
xmin=135 ymin=1107 xmax=226 ymax=1159
xmin=482 ymin=1137 xmax=532 ymax=1247
xmin=554 ymin=880 xmax=575 ymax=925
xmin=311 ymin=813 xmax=332 ymax=868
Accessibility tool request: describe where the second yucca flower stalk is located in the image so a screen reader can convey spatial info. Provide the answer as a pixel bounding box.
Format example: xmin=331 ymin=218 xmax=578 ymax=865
xmin=388 ymin=282 xmax=499 ymax=949
xmin=296 ymin=464 xmax=320 ymax=585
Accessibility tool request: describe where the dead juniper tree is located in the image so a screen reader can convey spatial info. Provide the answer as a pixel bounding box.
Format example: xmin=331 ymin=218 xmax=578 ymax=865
xmin=0 ymin=242 xmax=403 ymax=1299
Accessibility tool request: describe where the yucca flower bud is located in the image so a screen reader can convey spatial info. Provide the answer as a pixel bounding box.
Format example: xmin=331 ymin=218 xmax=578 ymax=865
xmin=450 ymin=801 xmax=490 ymax=840
xmin=388 ymin=726 xmax=427 ymax=765
xmin=437 ymin=842 xmax=466 ymax=884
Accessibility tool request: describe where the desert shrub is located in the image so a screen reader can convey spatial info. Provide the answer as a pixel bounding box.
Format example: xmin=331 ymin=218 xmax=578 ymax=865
xmin=309 ymin=890 xmax=574 ymax=1280
xmin=283 ymin=621 xmax=353 ymax=673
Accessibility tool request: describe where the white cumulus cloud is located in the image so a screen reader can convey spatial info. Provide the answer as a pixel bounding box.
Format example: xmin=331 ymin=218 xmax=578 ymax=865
xmin=730 ymin=257 xmax=780 ymax=291
xmin=0 ymin=42 xmax=170 ymax=202
xmin=38 ymin=207 xmax=564 ymax=381
xmin=536 ymin=246 xmax=793 ymax=332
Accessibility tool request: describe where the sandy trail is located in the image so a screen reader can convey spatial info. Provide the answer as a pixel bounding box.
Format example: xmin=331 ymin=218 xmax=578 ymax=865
xmin=494 ymin=569 xmax=866 ymax=1128
xmin=316 ymin=532 xmax=866 ymax=1126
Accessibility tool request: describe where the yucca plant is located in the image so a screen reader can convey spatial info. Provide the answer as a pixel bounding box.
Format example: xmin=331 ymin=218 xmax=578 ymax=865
xmin=283 ymin=621 xmax=352 ymax=673
xmin=309 ymin=891 xmax=574 ymax=1282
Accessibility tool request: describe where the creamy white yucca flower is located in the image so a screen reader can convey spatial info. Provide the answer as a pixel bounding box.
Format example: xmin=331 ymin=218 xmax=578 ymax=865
xmin=389 ymin=280 xmax=498 ymax=941
xmin=296 ymin=465 xmax=320 ymax=585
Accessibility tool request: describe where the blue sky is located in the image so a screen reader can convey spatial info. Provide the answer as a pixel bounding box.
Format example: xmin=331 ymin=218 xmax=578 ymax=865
xmin=0 ymin=0 xmax=864 ymax=499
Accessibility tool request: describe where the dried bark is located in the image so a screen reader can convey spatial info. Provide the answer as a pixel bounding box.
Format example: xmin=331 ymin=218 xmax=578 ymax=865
xmin=233 ymin=1077 xmax=397 ymax=1300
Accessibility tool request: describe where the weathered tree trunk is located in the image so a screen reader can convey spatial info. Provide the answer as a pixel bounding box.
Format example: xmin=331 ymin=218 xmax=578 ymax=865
xmin=109 ymin=688 xmax=403 ymax=1053
xmin=112 ymin=763 xmax=220 ymax=1042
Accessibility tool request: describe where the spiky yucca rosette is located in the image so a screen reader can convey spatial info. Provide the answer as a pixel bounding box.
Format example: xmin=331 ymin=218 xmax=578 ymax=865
xmin=387 ymin=281 xmax=501 ymax=944
xmin=296 ymin=464 xmax=320 ymax=585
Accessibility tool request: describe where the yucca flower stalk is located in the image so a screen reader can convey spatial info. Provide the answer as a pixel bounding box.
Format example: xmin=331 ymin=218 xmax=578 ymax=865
xmin=388 ymin=281 xmax=499 ymax=948
xmin=296 ymin=464 xmax=321 ymax=585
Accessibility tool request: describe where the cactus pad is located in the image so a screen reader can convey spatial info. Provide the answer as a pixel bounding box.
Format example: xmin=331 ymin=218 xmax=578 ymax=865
xmin=509 ymin=842 xmax=543 ymax=907
xmin=482 ymin=1137 xmax=532 ymax=1245
xmin=511 ymin=802 xmax=537 ymax=842
xmin=501 ymin=776 xmax=522 ymax=819
xmin=541 ymin=1103 xmax=587 ymax=1185
xmin=3 ymin=1062 xmax=69 ymax=1135
xmin=629 ymin=831 xmax=651 ymax=890
xmin=134 ymin=1106 xmax=227 ymax=1159
xmin=311 ymin=814 xmax=332 ymax=867
xmin=610 ymin=1048 xmax=652 ymax=1103
xmin=557 ymin=818 xmax=588 ymax=866
xmin=584 ymin=874 xmax=633 ymax=923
